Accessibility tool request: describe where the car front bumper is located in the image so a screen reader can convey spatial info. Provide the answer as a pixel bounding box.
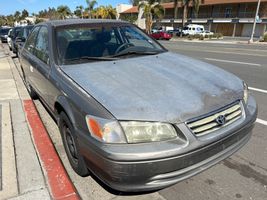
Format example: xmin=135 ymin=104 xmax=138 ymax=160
xmin=79 ymin=96 xmax=257 ymax=192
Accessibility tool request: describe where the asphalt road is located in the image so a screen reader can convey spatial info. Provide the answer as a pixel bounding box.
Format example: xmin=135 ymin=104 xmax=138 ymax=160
xmin=7 ymin=41 xmax=267 ymax=200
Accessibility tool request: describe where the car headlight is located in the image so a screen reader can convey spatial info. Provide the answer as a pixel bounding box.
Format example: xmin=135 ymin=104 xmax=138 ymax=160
xmin=243 ymin=82 xmax=249 ymax=104
xmin=85 ymin=115 xmax=127 ymax=143
xmin=120 ymin=121 xmax=177 ymax=143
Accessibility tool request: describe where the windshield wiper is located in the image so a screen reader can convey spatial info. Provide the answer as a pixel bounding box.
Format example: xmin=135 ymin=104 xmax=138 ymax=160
xmin=64 ymin=56 xmax=118 ymax=63
xmin=112 ymin=50 xmax=162 ymax=58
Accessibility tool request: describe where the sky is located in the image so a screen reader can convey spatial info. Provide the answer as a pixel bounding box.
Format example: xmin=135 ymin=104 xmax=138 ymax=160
xmin=0 ymin=0 xmax=130 ymax=16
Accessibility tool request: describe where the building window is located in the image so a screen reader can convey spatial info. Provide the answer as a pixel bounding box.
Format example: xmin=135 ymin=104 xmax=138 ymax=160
xmin=225 ymin=8 xmax=232 ymax=18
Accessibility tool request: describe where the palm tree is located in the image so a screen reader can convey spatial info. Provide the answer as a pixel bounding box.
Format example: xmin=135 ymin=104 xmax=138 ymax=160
xmin=174 ymin=0 xmax=200 ymax=27
xmin=57 ymin=5 xmax=72 ymax=19
xmin=75 ymin=5 xmax=84 ymax=18
xmin=138 ymin=0 xmax=164 ymax=34
xmin=14 ymin=11 xmax=21 ymax=22
xmin=94 ymin=5 xmax=117 ymax=19
xmin=86 ymin=0 xmax=97 ymax=19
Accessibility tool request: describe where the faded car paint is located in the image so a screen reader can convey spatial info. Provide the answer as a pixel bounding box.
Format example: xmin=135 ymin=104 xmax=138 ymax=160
xmin=61 ymin=52 xmax=243 ymax=124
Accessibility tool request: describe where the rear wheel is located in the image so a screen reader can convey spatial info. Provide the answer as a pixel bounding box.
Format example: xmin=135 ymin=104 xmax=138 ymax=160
xmin=59 ymin=112 xmax=89 ymax=176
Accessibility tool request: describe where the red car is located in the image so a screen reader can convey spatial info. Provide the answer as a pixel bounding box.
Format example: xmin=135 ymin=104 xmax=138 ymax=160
xmin=150 ymin=31 xmax=172 ymax=40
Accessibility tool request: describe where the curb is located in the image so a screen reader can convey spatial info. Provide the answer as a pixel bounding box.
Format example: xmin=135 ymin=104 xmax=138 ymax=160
xmin=0 ymin=102 xmax=18 ymax=199
xmin=23 ymin=99 xmax=80 ymax=200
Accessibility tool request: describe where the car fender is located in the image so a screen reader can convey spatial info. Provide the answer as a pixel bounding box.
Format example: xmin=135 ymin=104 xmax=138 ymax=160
xmin=55 ymin=95 xmax=77 ymax=127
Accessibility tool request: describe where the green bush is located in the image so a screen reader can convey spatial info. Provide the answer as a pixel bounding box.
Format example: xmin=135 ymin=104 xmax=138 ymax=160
xmin=212 ymin=33 xmax=223 ymax=39
xmin=264 ymin=33 xmax=267 ymax=42
xmin=187 ymin=35 xmax=194 ymax=40
xmin=194 ymin=34 xmax=201 ymax=39
xmin=199 ymin=35 xmax=204 ymax=40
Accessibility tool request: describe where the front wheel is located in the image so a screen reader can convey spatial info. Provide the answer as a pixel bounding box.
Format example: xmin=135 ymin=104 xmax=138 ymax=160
xmin=59 ymin=112 xmax=89 ymax=177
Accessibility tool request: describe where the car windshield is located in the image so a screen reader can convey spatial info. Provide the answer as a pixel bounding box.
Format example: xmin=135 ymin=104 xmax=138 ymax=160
xmin=56 ymin=24 xmax=165 ymax=65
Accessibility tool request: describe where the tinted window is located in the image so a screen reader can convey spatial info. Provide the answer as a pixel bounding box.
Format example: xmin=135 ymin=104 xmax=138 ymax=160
xmin=0 ymin=28 xmax=10 ymax=35
xmin=24 ymin=26 xmax=40 ymax=53
xmin=35 ymin=26 xmax=49 ymax=64
xmin=19 ymin=26 xmax=33 ymax=38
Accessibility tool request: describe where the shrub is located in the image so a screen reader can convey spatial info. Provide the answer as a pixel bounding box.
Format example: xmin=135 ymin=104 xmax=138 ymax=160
xmin=194 ymin=34 xmax=201 ymax=39
xmin=264 ymin=32 xmax=267 ymax=42
xmin=199 ymin=35 xmax=204 ymax=40
xmin=213 ymin=33 xmax=223 ymax=39
xmin=187 ymin=35 xmax=194 ymax=40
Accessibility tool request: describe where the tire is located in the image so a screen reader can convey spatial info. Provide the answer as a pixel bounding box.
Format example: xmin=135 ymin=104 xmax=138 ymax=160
xmin=59 ymin=112 xmax=89 ymax=177
xmin=23 ymin=70 xmax=38 ymax=99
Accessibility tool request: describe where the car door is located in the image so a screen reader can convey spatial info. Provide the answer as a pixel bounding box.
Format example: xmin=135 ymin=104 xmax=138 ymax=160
xmin=32 ymin=26 xmax=54 ymax=107
xmin=21 ymin=26 xmax=40 ymax=89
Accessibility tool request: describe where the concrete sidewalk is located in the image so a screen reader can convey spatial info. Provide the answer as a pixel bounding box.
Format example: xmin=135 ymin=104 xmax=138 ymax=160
xmin=0 ymin=44 xmax=50 ymax=200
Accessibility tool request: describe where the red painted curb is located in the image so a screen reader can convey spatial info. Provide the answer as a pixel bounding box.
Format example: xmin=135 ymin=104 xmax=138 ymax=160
xmin=23 ymin=99 xmax=80 ymax=200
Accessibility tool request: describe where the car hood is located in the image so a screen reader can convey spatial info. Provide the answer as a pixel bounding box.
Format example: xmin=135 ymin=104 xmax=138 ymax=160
xmin=60 ymin=52 xmax=243 ymax=123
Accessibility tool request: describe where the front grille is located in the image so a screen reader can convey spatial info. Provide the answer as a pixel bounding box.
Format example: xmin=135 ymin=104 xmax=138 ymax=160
xmin=187 ymin=102 xmax=243 ymax=136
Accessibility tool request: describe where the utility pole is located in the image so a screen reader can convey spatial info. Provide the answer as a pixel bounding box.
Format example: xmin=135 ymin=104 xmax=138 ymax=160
xmin=249 ymin=0 xmax=261 ymax=43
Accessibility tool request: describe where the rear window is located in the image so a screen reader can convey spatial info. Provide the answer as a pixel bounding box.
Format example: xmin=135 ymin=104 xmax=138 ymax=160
xmin=0 ymin=28 xmax=10 ymax=35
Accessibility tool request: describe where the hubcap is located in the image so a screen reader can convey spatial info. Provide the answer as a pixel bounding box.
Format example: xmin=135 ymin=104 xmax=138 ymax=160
xmin=64 ymin=125 xmax=78 ymax=163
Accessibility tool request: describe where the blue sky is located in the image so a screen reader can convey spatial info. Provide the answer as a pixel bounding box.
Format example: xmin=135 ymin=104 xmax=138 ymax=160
xmin=0 ymin=0 xmax=130 ymax=16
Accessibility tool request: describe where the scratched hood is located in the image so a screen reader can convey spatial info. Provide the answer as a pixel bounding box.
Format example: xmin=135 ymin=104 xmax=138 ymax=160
xmin=60 ymin=52 xmax=244 ymax=123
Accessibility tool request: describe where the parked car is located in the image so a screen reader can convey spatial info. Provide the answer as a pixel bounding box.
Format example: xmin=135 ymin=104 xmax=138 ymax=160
xmin=200 ymin=30 xmax=214 ymax=37
xmin=150 ymin=30 xmax=172 ymax=40
xmin=0 ymin=27 xmax=12 ymax=43
xmin=182 ymin=24 xmax=204 ymax=36
xmin=10 ymin=26 xmax=22 ymax=55
xmin=20 ymin=19 xmax=257 ymax=192
xmin=167 ymin=28 xmax=182 ymax=37
xmin=7 ymin=28 xmax=13 ymax=50
xmin=16 ymin=25 xmax=34 ymax=57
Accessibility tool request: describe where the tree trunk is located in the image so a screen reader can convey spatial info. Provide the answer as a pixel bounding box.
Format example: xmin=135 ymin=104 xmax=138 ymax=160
xmin=182 ymin=5 xmax=188 ymax=27
xmin=149 ymin=13 xmax=152 ymax=34
xmin=174 ymin=1 xmax=179 ymax=19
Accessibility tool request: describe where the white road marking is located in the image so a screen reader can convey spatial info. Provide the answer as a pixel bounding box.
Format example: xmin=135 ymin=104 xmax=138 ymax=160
xmin=169 ymin=46 xmax=267 ymax=57
xmin=204 ymin=58 xmax=261 ymax=66
xmin=256 ymin=118 xmax=267 ymax=126
xmin=249 ymin=87 xmax=267 ymax=94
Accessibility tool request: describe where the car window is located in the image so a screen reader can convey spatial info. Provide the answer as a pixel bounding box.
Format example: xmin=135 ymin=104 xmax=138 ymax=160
xmin=24 ymin=26 xmax=40 ymax=53
xmin=14 ymin=28 xmax=22 ymax=38
xmin=120 ymin=26 xmax=154 ymax=49
xmin=35 ymin=26 xmax=49 ymax=64
xmin=0 ymin=28 xmax=10 ymax=35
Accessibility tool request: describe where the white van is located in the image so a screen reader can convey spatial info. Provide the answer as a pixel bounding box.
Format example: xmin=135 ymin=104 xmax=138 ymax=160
xmin=182 ymin=24 xmax=204 ymax=36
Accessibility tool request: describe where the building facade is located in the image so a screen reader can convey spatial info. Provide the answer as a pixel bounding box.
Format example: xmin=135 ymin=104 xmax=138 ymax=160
xmin=119 ymin=0 xmax=267 ymax=37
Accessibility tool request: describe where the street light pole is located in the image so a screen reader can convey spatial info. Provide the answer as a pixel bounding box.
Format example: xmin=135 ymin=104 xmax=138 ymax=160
xmin=249 ymin=0 xmax=261 ymax=43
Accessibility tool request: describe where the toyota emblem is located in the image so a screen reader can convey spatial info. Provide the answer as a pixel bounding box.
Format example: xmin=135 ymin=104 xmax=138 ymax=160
xmin=216 ymin=115 xmax=226 ymax=125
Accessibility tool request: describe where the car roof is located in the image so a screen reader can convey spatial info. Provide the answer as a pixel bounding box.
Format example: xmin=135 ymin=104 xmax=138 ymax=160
xmin=38 ymin=19 xmax=130 ymax=28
